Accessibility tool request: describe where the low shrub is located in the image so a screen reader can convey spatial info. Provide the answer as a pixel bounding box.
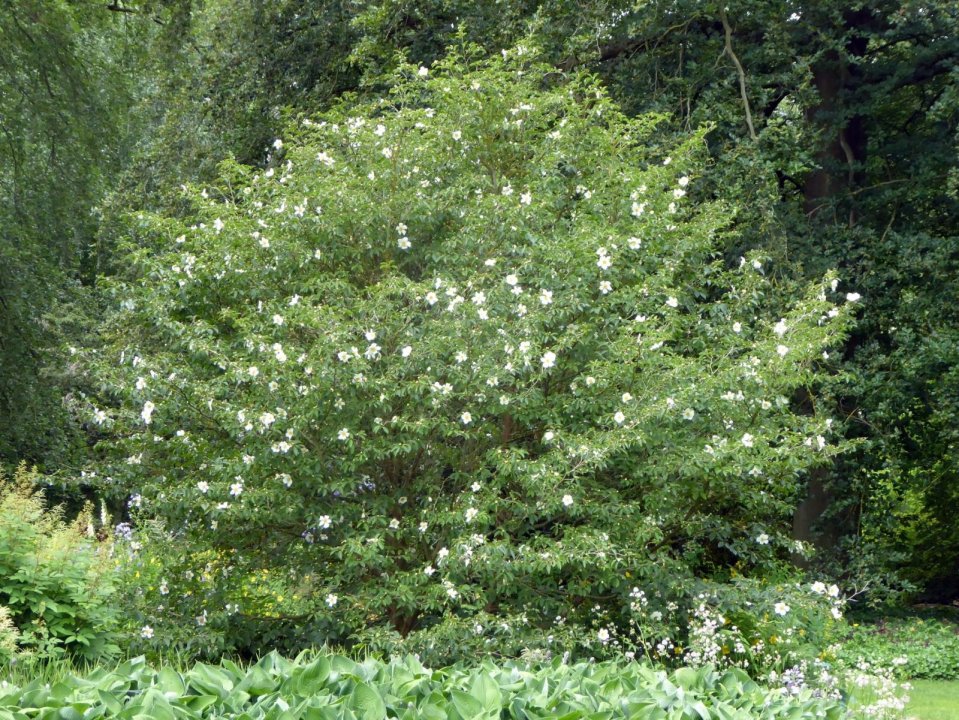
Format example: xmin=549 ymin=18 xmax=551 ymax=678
xmin=0 ymin=463 xmax=119 ymax=661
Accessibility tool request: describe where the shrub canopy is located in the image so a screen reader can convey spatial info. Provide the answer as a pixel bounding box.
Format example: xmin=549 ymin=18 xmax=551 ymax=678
xmin=89 ymin=49 xmax=856 ymax=660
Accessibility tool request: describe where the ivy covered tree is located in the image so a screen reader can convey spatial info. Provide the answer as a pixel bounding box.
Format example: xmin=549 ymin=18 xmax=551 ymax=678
xmin=88 ymin=49 xmax=855 ymax=659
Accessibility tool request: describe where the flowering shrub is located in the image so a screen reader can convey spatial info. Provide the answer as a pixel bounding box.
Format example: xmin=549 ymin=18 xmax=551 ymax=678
xmin=88 ymin=47 xmax=859 ymax=660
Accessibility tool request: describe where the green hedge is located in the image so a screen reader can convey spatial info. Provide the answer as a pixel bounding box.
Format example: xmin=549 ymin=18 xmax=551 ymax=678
xmin=0 ymin=652 xmax=844 ymax=720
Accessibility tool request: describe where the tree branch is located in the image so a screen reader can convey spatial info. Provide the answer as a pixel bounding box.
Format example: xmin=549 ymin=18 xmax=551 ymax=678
xmin=720 ymin=8 xmax=756 ymax=140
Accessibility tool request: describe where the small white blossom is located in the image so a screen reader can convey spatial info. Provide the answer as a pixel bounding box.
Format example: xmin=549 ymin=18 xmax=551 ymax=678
xmin=337 ymin=428 xmax=350 ymax=441
xmin=326 ymin=593 xmax=338 ymax=608
xmin=562 ymin=494 xmax=574 ymax=507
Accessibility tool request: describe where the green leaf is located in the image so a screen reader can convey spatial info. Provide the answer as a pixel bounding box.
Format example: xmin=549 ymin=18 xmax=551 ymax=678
xmin=349 ymin=683 xmax=386 ymax=720
xmin=450 ymin=689 xmax=484 ymax=720
xmin=468 ymin=672 xmax=502 ymax=713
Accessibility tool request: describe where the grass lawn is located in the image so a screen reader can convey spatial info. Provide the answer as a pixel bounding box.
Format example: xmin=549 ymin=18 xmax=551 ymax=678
xmin=908 ymin=680 xmax=959 ymax=720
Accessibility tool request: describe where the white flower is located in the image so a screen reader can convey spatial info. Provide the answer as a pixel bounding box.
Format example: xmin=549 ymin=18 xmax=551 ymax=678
xmin=846 ymin=292 xmax=861 ymax=302
xmin=455 ymin=351 xmax=467 ymax=363
xmin=831 ymin=607 xmax=843 ymax=620
xmin=381 ymin=147 xmax=393 ymax=159
xmin=424 ymin=565 xmax=435 ymax=576
xmin=418 ymin=66 xmax=429 ymax=77
xmin=665 ymin=296 xmax=679 ymax=308
xmin=471 ymin=291 xmax=486 ymax=305
xmin=419 ymin=521 xmax=428 ymax=533
xmin=401 ymin=345 xmax=412 ymax=358
xmin=461 ymin=412 xmax=472 ymax=425
xmin=682 ymin=408 xmax=696 ymax=420
xmin=774 ymin=602 xmax=790 ymax=616
xmin=776 ymin=344 xmax=789 ymax=357
xmin=741 ymin=433 xmax=754 ymax=448
xmin=260 ymin=411 xmax=276 ymax=427
xmin=140 ymin=625 xmax=154 ymax=639
xmin=562 ymin=494 xmax=574 ymax=507
xmin=273 ymin=138 xmax=283 ymax=150
xmin=599 ymin=280 xmax=612 ymax=294
xmin=541 ymin=351 xmax=556 ymax=369
xmin=520 ymin=192 xmax=532 ymax=205
xmin=622 ymin=393 xmax=633 ymax=403
xmin=827 ymin=584 xmax=840 ymax=598
xmin=389 ymin=518 xmax=400 ymax=529
xmin=597 ymin=255 xmax=612 ymax=271
xmin=397 ymin=236 xmax=411 ymax=250
xmin=197 ymin=481 xmax=209 ymax=493
xmin=539 ymin=289 xmax=553 ymax=305
xmin=364 ymin=343 xmax=381 ymax=359
xmin=752 ymin=259 xmax=762 ymax=270
xmin=756 ymin=533 xmax=770 ymax=545
xmin=248 ymin=366 xmax=260 ymax=377
xmin=230 ymin=481 xmax=243 ymax=497
xmin=425 ymin=291 xmax=438 ymax=305
xmin=337 ymin=428 xmax=350 ymax=441
xmin=505 ymin=273 xmax=518 ymax=286
xmin=678 ymin=176 xmax=690 ymax=187
xmin=673 ymin=188 xmax=686 ymax=199
xmin=774 ymin=319 xmax=788 ymax=336
xmin=141 ymin=401 xmax=156 ymax=425
xmin=452 ymin=130 xmax=462 ymax=141
xmin=614 ymin=411 xmax=626 ymax=425
xmin=733 ymin=322 xmax=742 ymax=333
xmin=597 ymin=628 xmax=610 ymax=643
xmin=627 ymin=236 xmax=642 ymax=250
xmin=326 ymin=593 xmax=338 ymax=608
xmin=465 ymin=507 xmax=478 ymax=522
xmin=374 ymin=123 xmax=386 ymax=136
xmin=272 ymin=343 xmax=287 ymax=362
xmin=318 ymin=515 xmax=332 ymax=529
xmin=585 ymin=376 xmax=596 ymax=386
xmin=543 ymin=431 xmax=554 ymax=442
xmin=811 ymin=581 xmax=826 ymax=595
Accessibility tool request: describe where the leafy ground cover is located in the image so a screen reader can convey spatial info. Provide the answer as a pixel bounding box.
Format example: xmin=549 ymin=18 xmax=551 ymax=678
xmin=0 ymin=651 xmax=844 ymax=720
xmin=834 ymin=609 xmax=959 ymax=680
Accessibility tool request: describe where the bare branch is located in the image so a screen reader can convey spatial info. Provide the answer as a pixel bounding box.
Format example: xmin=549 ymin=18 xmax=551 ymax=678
xmin=719 ymin=8 xmax=756 ymax=141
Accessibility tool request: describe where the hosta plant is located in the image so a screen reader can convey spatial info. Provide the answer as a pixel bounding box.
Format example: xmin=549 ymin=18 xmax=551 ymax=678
xmin=0 ymin=651 xmax=846 ymax=720
xmin=87 ymin=45 xmax=859 ymax=660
